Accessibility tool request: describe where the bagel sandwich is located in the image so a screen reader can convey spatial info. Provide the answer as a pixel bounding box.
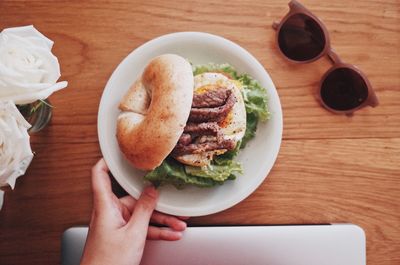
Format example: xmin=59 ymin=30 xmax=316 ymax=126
xmin=116 ymin=55 xmax=269 ymax=188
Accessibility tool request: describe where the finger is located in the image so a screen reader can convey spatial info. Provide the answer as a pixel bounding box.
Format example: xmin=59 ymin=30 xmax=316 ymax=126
xmin=127 ymin=186 xmax=158 ymax=238
xmin=147 ymin=226 xmax=183 ymax=241
xmin=150 ymin=212 xmax=187 ymax=231
xmin=178 ymin=216 xmax=190 ymax=221
xmin=119 ymin=195 xmax=137 ymax=212
xmin=91 ymin=159 xmax=113 ymax=210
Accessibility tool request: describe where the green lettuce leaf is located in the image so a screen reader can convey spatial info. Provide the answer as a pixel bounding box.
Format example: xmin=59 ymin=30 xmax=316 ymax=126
xmin=144 ymin=143 xmax=242 ymax=188
xmin=185 ymin=158 xmax=242 ymax=182
xmin=144 ymin=158 xmax=225 ymax=189
xmin=193 ymin=63 xmax=239 ymax=79
xmin=239 ymin=74 xmax=270 ymax=121
xmin=241 ymin=112 xmax=258 ymax=148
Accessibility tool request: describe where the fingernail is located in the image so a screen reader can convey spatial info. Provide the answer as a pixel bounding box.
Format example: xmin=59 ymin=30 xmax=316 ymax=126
xmin=144 ymin=186 xmax=158 ymax=198
xmin=168 ymin=231 xmax=183 ymax=240
xmin=175 ymin=231 xmax=183 ymax=238
xmin=175 ymin=221 xmax=187 ymax=231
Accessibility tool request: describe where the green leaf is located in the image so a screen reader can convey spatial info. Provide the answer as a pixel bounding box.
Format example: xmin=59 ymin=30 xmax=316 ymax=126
xmin=185 ymin=158 xmax=242 ymax=182
xmin=193 ymin=63 xmax=239 ymax=79
xmin=240 ymin=112 xmax=258 ymax=148
xmin=39 ymin=99 xmax=54 ymax=109
xmin=184 ymin=141 xmax=242 ymax=182
xmin=239 ymin=74 xmax=270 ymax=121
xmin=144 ymin=158 xmax=224 ymax=189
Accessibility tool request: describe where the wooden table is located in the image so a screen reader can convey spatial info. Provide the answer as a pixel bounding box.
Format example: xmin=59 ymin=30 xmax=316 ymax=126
xmin=0 ymin=0 xmax=399 ymax=264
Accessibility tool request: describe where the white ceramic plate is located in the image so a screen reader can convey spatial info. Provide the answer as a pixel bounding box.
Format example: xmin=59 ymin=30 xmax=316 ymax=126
xmin=98 ymin=32 xmax=282 ymax=217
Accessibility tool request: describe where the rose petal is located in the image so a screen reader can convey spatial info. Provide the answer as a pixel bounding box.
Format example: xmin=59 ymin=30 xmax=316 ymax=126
xmin=6 ymin=155 xmax=34 ymax=189
xmin=29 ymin=45 xmax=61 ymax=83
xmin=0 ymin=34 xmax=60 ymax=85
xmin=1 ymin=25 xmax=53 ymax=49
xmin=0 ymin=25 xmax=67 ymax=104
xmin=0 ymin=101 xmax=33 ymax=189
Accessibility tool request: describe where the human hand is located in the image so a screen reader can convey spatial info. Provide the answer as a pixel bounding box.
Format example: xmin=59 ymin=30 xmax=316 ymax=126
xmin=80 ymin=159 xmax=187 ymax=265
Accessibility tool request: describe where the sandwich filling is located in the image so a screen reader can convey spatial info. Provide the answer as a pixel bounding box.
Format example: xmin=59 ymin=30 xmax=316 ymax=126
xmin=172 ymin=72 xmax=246 ymax=167
xmin=173 ymin=89 xmax=236 ymax=156
xmin=144 ymin=64 xmax=269 ymax=188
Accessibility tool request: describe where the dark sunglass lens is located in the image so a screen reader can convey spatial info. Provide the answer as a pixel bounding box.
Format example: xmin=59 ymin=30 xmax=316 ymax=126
xmin=278 ymin=14 xmax=326 ymax=61
xmin=321 ymin=68 xmax=369 ymax=111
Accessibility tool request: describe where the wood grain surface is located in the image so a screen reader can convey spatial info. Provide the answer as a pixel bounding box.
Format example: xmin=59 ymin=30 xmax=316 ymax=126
xmin=0 ymin=0 xmax=399 ymax=264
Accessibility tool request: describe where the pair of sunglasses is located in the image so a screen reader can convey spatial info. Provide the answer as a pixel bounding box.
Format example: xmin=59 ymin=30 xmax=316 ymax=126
xmin=273 ymin=0 xmax=378 ymax=114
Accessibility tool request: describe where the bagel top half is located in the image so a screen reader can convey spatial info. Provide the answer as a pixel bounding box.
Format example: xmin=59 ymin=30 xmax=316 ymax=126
xmin=116 ymin=54 xmax=194 ymax=170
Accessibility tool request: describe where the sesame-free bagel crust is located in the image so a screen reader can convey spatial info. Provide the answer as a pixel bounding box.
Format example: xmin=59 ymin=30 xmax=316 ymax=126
xmin=116 ymin=54 xmax=194 ymax=170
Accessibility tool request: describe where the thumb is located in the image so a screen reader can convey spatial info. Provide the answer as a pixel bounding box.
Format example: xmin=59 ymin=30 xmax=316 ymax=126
xmin=127 ymin=186 xmax=158 ymax=239
xmin=91 ymin=159 xmax=114 ymax=211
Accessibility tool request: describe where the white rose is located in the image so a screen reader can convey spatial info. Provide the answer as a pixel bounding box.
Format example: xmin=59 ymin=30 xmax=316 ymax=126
xmin=0 ymin=100 xmax=34 ymax=209
xmin=0 ymin=25 xmax=68 ymax=105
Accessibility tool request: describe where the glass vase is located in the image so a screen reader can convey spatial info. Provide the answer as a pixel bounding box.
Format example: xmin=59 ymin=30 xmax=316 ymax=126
xmin=17 ymin=100 xmax=53 ymax=133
